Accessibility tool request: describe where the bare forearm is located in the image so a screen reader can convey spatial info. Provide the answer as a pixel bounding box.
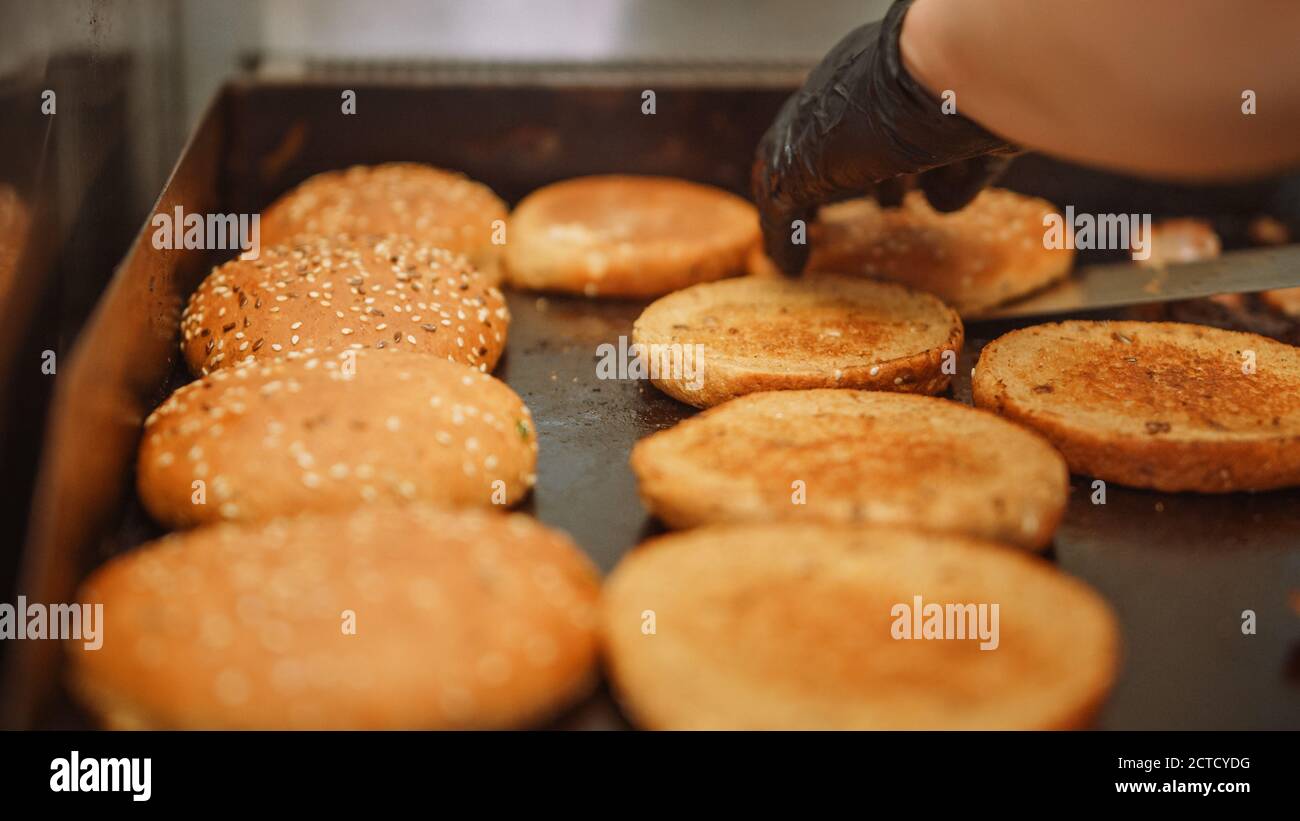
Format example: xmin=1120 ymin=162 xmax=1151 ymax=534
xmin=902 ymin=0 xmax=1300 ymax=180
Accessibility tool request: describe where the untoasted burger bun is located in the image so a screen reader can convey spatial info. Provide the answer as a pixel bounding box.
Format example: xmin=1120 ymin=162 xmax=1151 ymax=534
xmin=71 ymin=505 xmax=600 ymax=729
xmin=503 ymin=175 xmax=759 ymax=297
xmin=973 ymin=320 xmax=1300 ymax=492
xmin=259 ymin=163 xmax=509 ymax=283
xmin=181 ymin=233 xmax=508 ymax=376
xmin=138 ymin=351 xmax=537 ymax=527
xmin=601 ymin=523 xmax=1119 ymax=729
xmin=631 ymin=274 xmax=962 ymax=408
xmin=747 ymin=189 xmax=1073 ymax=316
xmin=631 ymin=390 xmax=1067 ymax=550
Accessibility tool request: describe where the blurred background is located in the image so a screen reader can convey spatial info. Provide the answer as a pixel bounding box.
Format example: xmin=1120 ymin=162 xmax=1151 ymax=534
xmin=4 ymin=0 xmax=889 ymax=214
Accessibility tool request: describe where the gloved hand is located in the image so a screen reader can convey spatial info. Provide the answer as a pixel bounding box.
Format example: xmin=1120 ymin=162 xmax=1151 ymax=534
xmin=752 ymin=0 xmax=1018 ymax=274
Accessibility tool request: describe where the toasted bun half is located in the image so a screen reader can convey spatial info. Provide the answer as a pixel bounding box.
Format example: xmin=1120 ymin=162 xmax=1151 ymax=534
xmin=138 ymin=351 xmax=537 ymax=527
xmin=503 ymin=175 xmax=759 ymax=297
xmin=260 ymin=163 xmax=509 ymax=283
xmin=181 ymin=234 xmax=508 ymax=376
xmin=601 ymin=523 xmax=1119 ymax=729
xmin=973 ymin=320 xmax=1300 ymax=492
xmin=71 ymin=505 xmax=600 ymax=729
xmin=747 ymin=189 xmax=1073 ymax=316
xmin=631 ymin=390 xmax=1067 ymax=549
xmin=631 ymin=274 xmax=962 ymax=407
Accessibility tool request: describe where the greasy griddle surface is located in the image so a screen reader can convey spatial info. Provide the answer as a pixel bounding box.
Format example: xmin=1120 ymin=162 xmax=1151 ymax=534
xmin=87 ymin=288 xmax=1300 ymax=731
xmin=505 ymin=295 xmax=1299 ymax=730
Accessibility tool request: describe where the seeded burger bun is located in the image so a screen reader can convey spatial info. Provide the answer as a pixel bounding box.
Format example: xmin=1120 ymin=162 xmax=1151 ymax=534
xmin=747 ymin=189 xmax=1073 ymax=316
xmin=632 ymin=390 xmax=1067 ymax=550
xmin=181 ymin=233 xmax=507 ymax=376
xmin=601 ymin=523 xmax=1119 ymax=729
xmin=259 ymin=163 xmax=509 ymax=283
xmin=503 ymin=175 xmax=759 ymax=297
xmin=138 ymin=351 xmax=537 ymax=527
xmin=70 ymin=505 xmax=600 ymax=729
xmin=973 ymin=320 xmax=1300 ymax=492
xmin=631 ymin=274 xmax=962 ymax=408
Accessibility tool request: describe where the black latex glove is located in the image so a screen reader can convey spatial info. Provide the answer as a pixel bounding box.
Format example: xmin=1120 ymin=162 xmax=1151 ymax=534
xmin=752 ymin=0 xmax=1017 ymax=274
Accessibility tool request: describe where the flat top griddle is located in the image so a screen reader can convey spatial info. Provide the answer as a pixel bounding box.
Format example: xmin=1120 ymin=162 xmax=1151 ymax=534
xmin=506 ymin=296 xmax=1300 ymax=730
xmin=9 ymin=69 xmax=1300 ymax=729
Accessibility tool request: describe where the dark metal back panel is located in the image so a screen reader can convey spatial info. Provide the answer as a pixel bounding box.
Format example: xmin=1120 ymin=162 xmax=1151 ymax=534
xmin=6 ymin=69 xmax=1298 ymax=729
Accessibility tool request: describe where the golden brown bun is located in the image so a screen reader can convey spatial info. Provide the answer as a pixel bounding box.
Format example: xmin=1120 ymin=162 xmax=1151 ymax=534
xmin=503 ymin=175 xmax=759 ymax=297
xmin=1248 ymin=215 xmax=1289 ymax=247
xmin=631 ymin=390 xmax=1067 ymax=550
xmin=973 ymin=320 xmax=1300 ymax=492
xmin=747 ymin=189 xmax=1073 ymax=316
xmin=181 ymin=234 xmax=507 ymax=376
xmin=260 ymin=163 xmax=508 ymax=283
xmin=71 ymin=505 xmax=600 ymax=729
xmin=1261 ymin=287 xmax=1300 ymax=318
xmin=1139 ymin=218 xmax=1221 ymax=267
xmin=138 ymin=351 xmax=537 ymax=527
xmin=631 ymin=274 xmax=962 ymax=408
xmin=601 ymin=523 xmax=1119 ymax=729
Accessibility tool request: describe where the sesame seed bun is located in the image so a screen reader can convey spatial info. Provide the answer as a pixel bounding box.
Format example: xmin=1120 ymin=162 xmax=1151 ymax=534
xmin=70 ymin=505 xmax=600 ymax=729
xmin=631 ymin=390 xmax=1067 ymax=550
xmin=973 ymin=320 xmax=1300 ymax=492
xmin=260 ymin=163 xmax=509 ymax=283
xmin=503 ymin=175 xmax=759 ymax=297
xmin=747 ymin=189 xmax=1073 ymax=317
xmin=180 ymin=234 xmax=507 ymax=376
xmin=138 ymin=351 xmax=537 ymax=527
xmin=631 ymin=274 xmax=963 ymax=408
xmin=601 ymin=523 xmax=1119 ymax=729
